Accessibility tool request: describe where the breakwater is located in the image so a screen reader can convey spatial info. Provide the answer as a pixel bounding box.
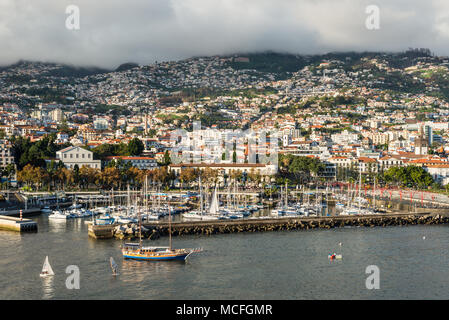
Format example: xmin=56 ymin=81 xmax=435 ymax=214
xmin=87 ymin=213 xmax=449 ymax=240
xmin=0 ymin=215 xmax=38 ymax=232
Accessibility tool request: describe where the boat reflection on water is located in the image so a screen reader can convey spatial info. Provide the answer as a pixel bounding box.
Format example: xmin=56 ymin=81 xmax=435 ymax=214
xmin=41 ymin=275 xmax=54 ymax=299
xmin=120 ymin=258 xmax=186 ymax=284
xmin=48 ymin=218 xmax=68 ymax=233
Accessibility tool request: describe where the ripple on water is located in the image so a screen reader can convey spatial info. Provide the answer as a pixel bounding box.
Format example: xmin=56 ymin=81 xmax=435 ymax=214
xmin=1 ymin=216 xmax=449 ymax=299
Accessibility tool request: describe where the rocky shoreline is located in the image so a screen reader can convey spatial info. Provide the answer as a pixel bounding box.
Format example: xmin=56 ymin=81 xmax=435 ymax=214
xmin=101 ymin=213 xmax=449 ymax=240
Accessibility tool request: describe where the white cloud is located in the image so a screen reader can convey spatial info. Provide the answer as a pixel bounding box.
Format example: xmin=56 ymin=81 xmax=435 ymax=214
xmin=0 ymin=0 xmax=449 ymax=68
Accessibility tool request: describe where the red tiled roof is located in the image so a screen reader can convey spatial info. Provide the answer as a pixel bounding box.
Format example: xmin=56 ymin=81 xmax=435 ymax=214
xmin=358 ymin=157 xmax=377 ymax=163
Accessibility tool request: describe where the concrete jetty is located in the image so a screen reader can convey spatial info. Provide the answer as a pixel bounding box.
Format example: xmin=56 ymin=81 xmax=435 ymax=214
xmin=0 ymin=215 xmax=38 ymax=232
xmin=88 ymin=223 xmax=115 ymax=239
xmin=87 ymin=212 xmax=448 ymax=240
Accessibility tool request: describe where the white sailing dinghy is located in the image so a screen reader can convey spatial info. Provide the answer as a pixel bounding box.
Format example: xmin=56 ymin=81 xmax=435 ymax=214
xmin=40 ymin=256 xmax=55 ymax=277
xmin=110 ymin=257 xmax=119 ymax=276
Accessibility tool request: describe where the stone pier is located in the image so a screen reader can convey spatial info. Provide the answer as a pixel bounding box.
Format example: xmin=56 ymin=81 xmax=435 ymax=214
xmin=87 ymin=212 xmax=449 ymax=240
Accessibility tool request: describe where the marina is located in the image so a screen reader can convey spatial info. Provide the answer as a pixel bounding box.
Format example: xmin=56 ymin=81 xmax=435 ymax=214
xmin=2 ymin=214 xmax=449 ymax=299
xmin=3 ymin=183 xmax=449 ymax=300
xmin=3 ymin=183 xmax=449 ymax=301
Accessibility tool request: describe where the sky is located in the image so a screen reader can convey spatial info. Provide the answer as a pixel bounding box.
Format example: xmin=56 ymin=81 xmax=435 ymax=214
xmin=1 ymin=0 xmax=449 ymax=69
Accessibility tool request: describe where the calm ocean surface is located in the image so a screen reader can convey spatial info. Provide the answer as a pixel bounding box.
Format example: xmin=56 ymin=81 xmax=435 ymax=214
xmin=1 ymin=215 xmax=449 ymax=300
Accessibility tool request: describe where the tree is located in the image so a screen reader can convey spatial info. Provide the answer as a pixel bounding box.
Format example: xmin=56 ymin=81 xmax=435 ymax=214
xmin=248 ymin=168 xmax=261 ymax=187
xmin=127 ymin=138 xmax=144 ymax=156
xmin=163 ymin=150 xmax=171 ymax=165
xmin=17 ymin=165 xmax=49 ymax=190
xmin=99 ymin=167 xmax=120 ymax=189
xmin=278 ymin=154 xmax=325 ymax=184
xmin=180 ymin=167 xmax=197 ymax=189
xmin=80 ymin=165 xmax=99 ymax=189
xmin=383 ymin=166 xmax=433 ymax=189
xmin=72 ymin=164 xmax=80 ymax=187
xmin=1 ymin=163 xmax=15 ymax=190
xmin=17 ymin=164 xmax=35 ymax=188
xmin=152 ymin=167 xmax=170 ymax=186
xmin=200 ymin=168 xmax=219 ymax=187
xmin=127 ymin=167 xmax=146 ymax=187
xmin=92 ymin=143 xmax=119 ymax=160
xmin=11 ymin=134 xmax=61 ymax=170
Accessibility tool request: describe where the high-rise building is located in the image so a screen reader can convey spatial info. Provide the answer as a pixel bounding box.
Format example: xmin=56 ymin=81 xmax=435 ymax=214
xmin=50 ymin=108 xmax=64 ymax=122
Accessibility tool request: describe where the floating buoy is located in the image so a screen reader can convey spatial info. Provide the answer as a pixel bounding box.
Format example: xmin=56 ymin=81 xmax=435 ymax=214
xmin=423 ymin=236 xmax=426 ymax=240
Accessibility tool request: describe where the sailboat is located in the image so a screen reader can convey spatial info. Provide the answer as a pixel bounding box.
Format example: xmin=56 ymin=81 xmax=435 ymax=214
xmin=40 ymin=256 xmax=55 ymax=277
xmin=182 ymin=178 xmax=221 ymax=220
xmin=122 ymin=200 xmax=203 ymax=261
xmin=110 ymin=257 xmax=119 ymax=276
xmin=209 ymin=185 xmax=220 ymax=215
xmin=182 ymin=177 xmax=205 ymax=220
xmin=340 ymin=170 xmax=374 ymax=216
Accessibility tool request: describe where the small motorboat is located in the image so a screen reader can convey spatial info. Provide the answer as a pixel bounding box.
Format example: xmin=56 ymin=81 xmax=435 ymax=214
xmin=328 ymin=253 xmax=342 ymax=260
xmin=49 ymin=211 xmax=70 ymax=220
xmin=41 ymin=206 xmax=52 ymax=214
xmin=95 ymin=215 xmax=115 ymax=225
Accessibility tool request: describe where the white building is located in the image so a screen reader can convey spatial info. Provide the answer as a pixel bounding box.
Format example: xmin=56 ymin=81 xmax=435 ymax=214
xmin=330 ymin=130 xmax=359 ymax=145
xmin=0 ymin=140 xmax=14 ymax=168
xmin=104 ymin=156 xmax=158 ymax=170
xmin=93 ymin=118 xmax=109 ymax=130
xmin=426 ymin=164 xmax=449 ymax=185
xmin=56 ymin=146 xmax=101 ymax=169
xmin=50 ymin=109 xmax=64 ymax=122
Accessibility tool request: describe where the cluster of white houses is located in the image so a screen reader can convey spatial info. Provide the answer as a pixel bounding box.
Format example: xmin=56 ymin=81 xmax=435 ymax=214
xmin=21 ymin=139 xmax=449 ymax=187
xmin=51 ymin=145 xmax=278 ymax=180
xmin=53 ymin=146 xmax=158 ymax=170
xmin=168 ymin=163 xmax=278 ymax=180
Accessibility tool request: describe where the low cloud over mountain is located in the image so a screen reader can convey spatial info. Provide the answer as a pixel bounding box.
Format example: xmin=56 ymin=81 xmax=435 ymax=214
xmin=1 ymin=0 xmax=449 ymax=68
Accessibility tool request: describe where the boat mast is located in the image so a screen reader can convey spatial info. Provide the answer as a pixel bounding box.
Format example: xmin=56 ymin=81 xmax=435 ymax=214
xmin=233 ymin=179 xmax=237 ymax=209
xmin=139 ymin=193 xmax=142 ymax=249
xmin=168 ymin=203 xmax=172 ymax=251
xmin=199 ymin=176 xmax=203 ymax=216
xmin=347 ymin=183 xmax=351 ymax=208
xmin=358 ymin=168 xmax=362 ymax=211
xmin=127 ymin=184 xmax=130 ymax=217
xmin=285 ymin=181 xmax=288 ymax=208
xmin=145 ymin=175 xmax=148 ymax=221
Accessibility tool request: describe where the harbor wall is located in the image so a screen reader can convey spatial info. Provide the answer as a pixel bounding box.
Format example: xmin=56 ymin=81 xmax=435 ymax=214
xmin=0 ymin=215 xmax=38 ymax=232
xmin=87 ymin=213 xmax=449 ymax=240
